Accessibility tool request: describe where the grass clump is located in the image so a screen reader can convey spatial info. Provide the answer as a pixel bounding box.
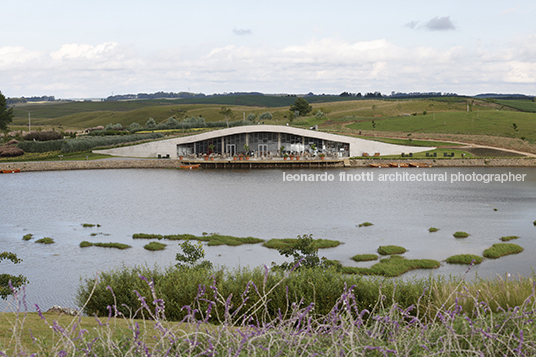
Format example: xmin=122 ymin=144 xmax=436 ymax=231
xmin=533 ymin=220 xmax=536 ymax=226
xmin=428 ymin=227 xmax=439 ymax=232
xmin=351 ymin=254 xmax=378 ymax=262
xmin=358 ymin=222 xmax=373 ymax=227
xmin=343 ymin=255 xmax=440 ymax=277
xmin=93 ymin=242 xmax=131 ymax=250
xmin=81 ymin=223 xmax=101 ymax=228
xmin=35 ymin=237 xmax=54 ymax=244
xmin=446 ymin=254 xmax=483 ymax=265
xmin=263 ymin=238 xmax=340 ymax=250
xmin=453 ymin=231 xmax=469 ymax=238
xmin=144 ymin=242 xmax=167 ymax=251
xmin=22 ymin=234 xmax=33 ymax=241
xmin=377 ymin=245 xmax=406 ymax=255
xmin=79 ymin=241 xmax=93 ymax=247
xmin=500 ymin=235 xmax=520 ymax=242
xmin=483 ymin=243 xmax=524 ymax=259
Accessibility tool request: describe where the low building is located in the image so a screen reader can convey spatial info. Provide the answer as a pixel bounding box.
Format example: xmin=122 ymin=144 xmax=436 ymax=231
xmin=93 ymin=125 xmax=434 ymax=158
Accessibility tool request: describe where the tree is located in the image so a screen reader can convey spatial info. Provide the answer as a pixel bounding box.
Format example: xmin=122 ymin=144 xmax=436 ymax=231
xmin=0 ymin=91 xmax=14 ymax=132
xmin=146 ymin=117 xmax=156 ymax=128
xmin=175 ymin=240 xmax=212 ymax=269
xmin=277 ymin=234 xmax=321 ymax=270
xmin=259 ymin=112 xmax=273 ymax=121
xmin=0 ymin=252 xmax=28 ymax=299
xmin=220 ymin=106 xmax=235 ymax=127
xmin=289 ymin=98 xmax=312 ymax=117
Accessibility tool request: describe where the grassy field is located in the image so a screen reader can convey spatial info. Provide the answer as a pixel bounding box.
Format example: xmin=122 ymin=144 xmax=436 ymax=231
xmin=7 ymin=97 xmax=536 ymax=156
xmin=346 ymin=110 xmax=536 ymax=142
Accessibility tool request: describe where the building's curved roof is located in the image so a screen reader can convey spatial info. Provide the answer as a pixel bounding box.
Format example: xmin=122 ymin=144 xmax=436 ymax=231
xmin=94 ymin=125 xmax=435 ymax=158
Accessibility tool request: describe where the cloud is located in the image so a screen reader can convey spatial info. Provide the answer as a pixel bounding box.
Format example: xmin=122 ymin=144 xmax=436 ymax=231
xmin=405 ymin=21 xmax=419 ymax=29
xmin=233 ymin=28 xmax=252 ymax=36
xmin=50 ymin=42 xmax=118 ymax=60
xmin=424 ymin=16 xmax=456 ymax=31
xmin=2 ymin=36 xmax=536 ymax=97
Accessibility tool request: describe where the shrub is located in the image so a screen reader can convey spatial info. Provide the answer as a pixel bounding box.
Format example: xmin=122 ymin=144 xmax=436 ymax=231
xmin=483 ymin=243 xmax=523 ymax=259
xmin=453 ymin=231 xmax=469 ymax=238
xmin=0 ymin=252 xmax=28 ymax=299
xmin=377 ymin=245 xmax=406 ymax=255
xmin=76 ymin=264 xmax=430 ymax=322
xmin=23 ymin=130 xmax=63 ymax=141
xmin=17 ymin=139 xmax=64 ymax=153
xmin=351 ymin=254 xmax=378 ymax=262
xmin=35 ymin=237 xmax=54 ymax=244
xmin=428 ymin=227 xmax=438 ymax=232
xmin=500 ymin=235 xmax=519 ymax=242
xmin=60 ymin=133 xmax=163 ymax=153
xmin=144 ymin=242 xmax=166 ymax=251
xmin=446 ymin=254 xmax=483 ymax=265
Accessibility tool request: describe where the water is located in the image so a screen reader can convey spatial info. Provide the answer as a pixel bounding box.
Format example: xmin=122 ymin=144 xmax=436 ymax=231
xmin=1 ymin=167 xmax=535 ymax=310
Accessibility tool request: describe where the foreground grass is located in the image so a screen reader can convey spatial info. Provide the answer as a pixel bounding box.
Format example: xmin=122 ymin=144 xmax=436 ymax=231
xmin=4 ymin=266 xmax=536 ymax=356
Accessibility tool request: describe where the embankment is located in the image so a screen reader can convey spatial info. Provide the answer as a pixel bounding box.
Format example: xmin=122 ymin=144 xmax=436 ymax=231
xmin=1 ymin=157 xmax=536 ymax=172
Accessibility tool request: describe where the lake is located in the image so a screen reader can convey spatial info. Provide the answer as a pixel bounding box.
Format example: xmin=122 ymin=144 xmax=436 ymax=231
xmin=1 ymin=166 xmax=535 ymax=311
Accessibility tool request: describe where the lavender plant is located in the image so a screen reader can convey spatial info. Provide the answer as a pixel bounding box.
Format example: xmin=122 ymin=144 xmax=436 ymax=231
xmin=3 ymin=266 xmax=536 ymax=356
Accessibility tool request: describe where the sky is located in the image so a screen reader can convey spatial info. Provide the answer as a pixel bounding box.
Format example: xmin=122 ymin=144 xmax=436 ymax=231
xmin=1 ymin=0 xmax=536 ymax=98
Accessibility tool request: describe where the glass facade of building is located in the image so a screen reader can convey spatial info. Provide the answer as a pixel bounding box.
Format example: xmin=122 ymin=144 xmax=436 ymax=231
xmin=177 ymin=132 xmax=349 ymax=157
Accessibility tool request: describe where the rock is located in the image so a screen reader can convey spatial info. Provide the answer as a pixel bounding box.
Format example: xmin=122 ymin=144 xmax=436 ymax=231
xmin=46 ymin=305 xmax=79 ymax=316
xmin=0 ymin=145 xmax=24 ymax=157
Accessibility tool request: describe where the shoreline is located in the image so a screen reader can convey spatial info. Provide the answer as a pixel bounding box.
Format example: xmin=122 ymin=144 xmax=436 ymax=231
xmin=1 ymin=157 xmax=536 ymax=172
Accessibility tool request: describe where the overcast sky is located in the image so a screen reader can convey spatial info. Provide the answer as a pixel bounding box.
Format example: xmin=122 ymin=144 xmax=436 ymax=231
xmin=1 ymin=0 xmax=536 ymax=98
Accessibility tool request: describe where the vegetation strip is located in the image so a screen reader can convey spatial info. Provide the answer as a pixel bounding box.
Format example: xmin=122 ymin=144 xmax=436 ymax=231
xmin=79 ymin=241 xmax=131 ymax=249
xmin=263 ymin=238 xmax=340 ymax=249
xmin=133 ymin=233 xmax=264 ymax=246
xmin=35 ymin=237 xmax=54 ymax=244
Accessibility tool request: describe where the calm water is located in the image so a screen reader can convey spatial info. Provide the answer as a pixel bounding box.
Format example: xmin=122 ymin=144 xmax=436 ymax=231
xmin=1 ymin=166 xmax=535 ymax=311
